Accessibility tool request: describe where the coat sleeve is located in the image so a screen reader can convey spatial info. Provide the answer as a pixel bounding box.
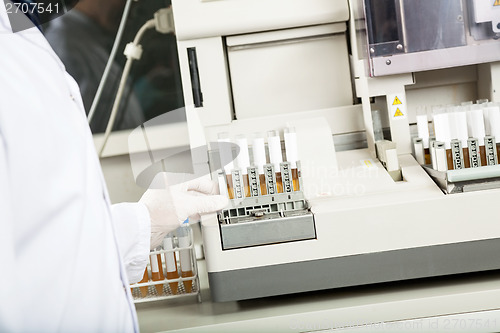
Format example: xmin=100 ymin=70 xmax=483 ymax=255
xmin=0 ymin=132 xmax=20 ymax=332
xmin=111 ymin=202 xmax=151 ymax=284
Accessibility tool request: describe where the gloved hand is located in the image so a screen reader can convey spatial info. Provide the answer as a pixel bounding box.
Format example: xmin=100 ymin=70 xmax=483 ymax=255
xmin=140 ymin=175 xmax=228 ymax=250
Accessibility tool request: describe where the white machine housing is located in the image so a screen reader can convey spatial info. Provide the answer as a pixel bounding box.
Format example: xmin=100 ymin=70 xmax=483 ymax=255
xmin=171 ymin=0 xmax=500 ymax=302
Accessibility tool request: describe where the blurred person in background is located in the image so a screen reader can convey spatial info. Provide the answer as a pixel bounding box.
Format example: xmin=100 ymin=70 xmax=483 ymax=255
xmin=44 ymin=0 xmax=144 ymax=132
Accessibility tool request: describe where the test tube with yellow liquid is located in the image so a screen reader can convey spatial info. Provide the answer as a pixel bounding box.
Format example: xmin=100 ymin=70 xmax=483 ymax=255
xmin=284 ymin=127 xmax=300 ymax=191
xmin=467 ymin=107 xmax=487 ymax=167
xmin=178 ymin=223 xmax=194 ymax=293
xmin=267 ymin=130 xmax=284 ymax=193
xmin=133 ymin=268 xmax=149 ymax=297
xmin=163 ymin=232 xmax=179 ymax=294
xmin=252 ymin=133 xmax=267 ymax=195
xmin=487 ymin=105 xmax=500 ymax=164
xmin=235 ymin=134 xmax=251 ymax=197
xmin=218 ymin=132 xmax=235 ymax=199
xmin=455 ymin=109 xmax=471 ymax=168
xmin=150 ymin=252 xmax=165 ymax=295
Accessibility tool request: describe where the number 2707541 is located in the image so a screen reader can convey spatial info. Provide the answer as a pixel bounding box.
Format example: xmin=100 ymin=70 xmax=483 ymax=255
xmin=5 ymin=2 xmax=60 ymax=14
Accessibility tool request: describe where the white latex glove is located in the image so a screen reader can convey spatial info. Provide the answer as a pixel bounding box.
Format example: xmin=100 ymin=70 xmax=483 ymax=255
xmin=140 ymin=175 xmax=228 ymax=250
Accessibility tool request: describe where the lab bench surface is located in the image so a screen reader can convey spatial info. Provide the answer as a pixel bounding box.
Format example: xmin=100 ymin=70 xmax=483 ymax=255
xmin=135 ymin=261 xmax=500 ymax=333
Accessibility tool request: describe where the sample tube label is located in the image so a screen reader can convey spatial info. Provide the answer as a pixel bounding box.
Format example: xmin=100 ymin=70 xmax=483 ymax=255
xmin=264 ymin=164 xmax=277 ymax=195
xmin=231 ymin=169 xmax=244 ymax=199
xmin=450 ymin=139 xmax=464 ymax=170
xmin=468 ymin=138 xmax=480 ymax=168
xmin=247 ymin=166 xmax=260 ymax=197
xmin=485 ymin=136 xmax=498 ymax=166
xmin=280 ymin=162 xmax=293 ymax=193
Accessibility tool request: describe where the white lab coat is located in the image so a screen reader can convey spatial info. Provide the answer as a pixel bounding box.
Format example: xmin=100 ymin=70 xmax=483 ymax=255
xmin=0 ymin=7 xmax=150 ymax=333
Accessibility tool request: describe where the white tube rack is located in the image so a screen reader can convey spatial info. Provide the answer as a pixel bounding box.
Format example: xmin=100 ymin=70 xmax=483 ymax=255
xmin=129 ymin=225 xmax=201 ymax=303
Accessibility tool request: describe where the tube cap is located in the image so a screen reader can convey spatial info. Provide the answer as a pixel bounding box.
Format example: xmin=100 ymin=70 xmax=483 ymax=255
xmin=235 ymin=135 xmax=250 ymax=174
xmin=416 ymin=114 xmax=430 ymax=148
xmin=267 ymin=130 xmax=283 ymax=170
xmin=467 ymin=109 xmax=486 ymax=146
xmin=487 ymin=106 xmax=500 ymax=142
xmin=433 ymin=113 xmax=451 ymax=149
xmin=455 ymin=111 xmax=469 ymax=147
xmin=217 ymin=132 xmax=234 ymax=174
xmin=252 ymin=133 xmax=267 ymax=174
xmin=284 ymin=127 xmax=299 ymax=168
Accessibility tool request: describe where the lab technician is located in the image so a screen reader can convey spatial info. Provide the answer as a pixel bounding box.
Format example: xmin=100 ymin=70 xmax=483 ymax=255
xmin=0 ymin=5 xmax=227 ymax=332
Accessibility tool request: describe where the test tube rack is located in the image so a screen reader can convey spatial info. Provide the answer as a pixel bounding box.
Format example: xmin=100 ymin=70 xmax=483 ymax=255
xmin=218 ymin=191 xmax=316 ymax=250
xmin=209 ymin=133 xmax=316 ymax=250
xmin=423 ymin=164 xmax=500 ymax=194
xmin=129 ymin=226 xmax=201 ymax=303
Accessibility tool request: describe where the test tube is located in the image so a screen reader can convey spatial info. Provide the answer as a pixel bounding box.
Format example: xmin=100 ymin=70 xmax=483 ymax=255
xmin=450 ymin=139 xmax=465 ymax=169
xmin=135 ymin=268 xmax=149 ymax=297
xmin=163 ymin=233 xmax=179 ymax=295
xmin=468 ymin=138 xmax=481 ymax=168
xmin=483 ymin=103 xmax=498 ymax=166
xmin=218 ymin=132 xmax=234 ymax=199
xmin=247 ymin=166 xmax=261 ymax=197
xmin=217 ymin=170 xmax=229 ymax=198
xmin=416 ymin=109 xmax=431 ymax=165
xmin=433 ymin=112 xmax=453 ymax=170
xmin=284 ymin=127 xmax=300 ymax=191
xmin=177 ymin=224 xmax=193 ymax=293
xmin=447 ymin=109 xmax=464 ymax=169
xmin=467 ymin=107 xmax=487 ymax=166
xmin=231 ymin=168 xmax=244 ymax=200
xmin=150 ymin=252 xmax=165 ymax=295
xmin=483 ymin=104 xmax=492 ymax=136
xmin=435 ymin=142 xmax=448 ymax=172
xmin=235 ymin=134 xmax=251 ymax=197
xmin=429 ymin=137 xmax=437 ymax=170
xmin=484 ymin=135 xmax=498 ymax=165
xmin=267 ymin=130 xmax=283 ymax=193
xmin=280 ymin=161 xmax=293 ymax=193
xmin=455 ymin=109 xmax=471 ymax=168
xmin=487 ymin=105 xmax=500 ymax=164
xmin=413 ymin=137 xmax=425 ymax=165
xmin=252 ymin=133 xmax=267 ymax=195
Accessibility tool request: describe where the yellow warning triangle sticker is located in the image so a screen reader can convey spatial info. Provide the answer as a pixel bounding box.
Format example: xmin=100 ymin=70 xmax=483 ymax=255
xmin=392 ymin=96 xmax=402 ymax=105
xmin=394 ymin=108 xmax=404 ymax=117
xmin=495 ymin=0 xmax=500 ymax=6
